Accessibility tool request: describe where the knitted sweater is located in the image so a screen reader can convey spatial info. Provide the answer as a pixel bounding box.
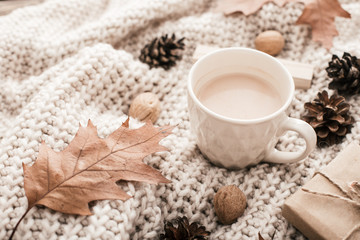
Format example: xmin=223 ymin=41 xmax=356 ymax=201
xmin=0 ymin=0 xmax=359 ymax=239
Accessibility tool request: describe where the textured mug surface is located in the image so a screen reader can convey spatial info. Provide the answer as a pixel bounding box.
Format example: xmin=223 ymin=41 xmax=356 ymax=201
xmin=187 ymin=48 xmax=316 ymax=169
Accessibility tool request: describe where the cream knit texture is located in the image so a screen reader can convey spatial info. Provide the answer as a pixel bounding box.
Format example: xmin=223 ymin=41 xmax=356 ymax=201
xmin=0 ymin=0 xmax=360 ymax=239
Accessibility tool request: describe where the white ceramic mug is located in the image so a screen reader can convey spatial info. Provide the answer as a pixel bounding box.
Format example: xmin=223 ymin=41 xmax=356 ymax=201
xmin=187 ymin=48 xmax=317 ymax=169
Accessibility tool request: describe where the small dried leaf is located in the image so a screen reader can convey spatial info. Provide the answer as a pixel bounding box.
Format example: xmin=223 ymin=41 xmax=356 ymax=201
xmin=296 ymin=0 xmax=351 ymax=49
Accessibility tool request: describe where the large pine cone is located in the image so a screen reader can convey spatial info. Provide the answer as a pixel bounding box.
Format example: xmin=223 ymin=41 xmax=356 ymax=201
xmin=160 ymin=217 xmax=210 ymax=240
xmin=326 ymin=52 xmax=360 ymax=95
xmin=139 ymin=33 xmax=185 ymax=70
xmin=302 ymin=90 xmax=354 ymax=147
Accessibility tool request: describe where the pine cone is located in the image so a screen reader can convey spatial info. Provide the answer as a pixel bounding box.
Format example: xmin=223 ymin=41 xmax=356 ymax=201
xmin=326 ymin=52 xmax=360 ymax=95
xmin=160 ymin=217 xmax=210 ymax=240
xmin=139 ymin=34 xmax=185 ymax=70
xmin=302 ymin=90 xmax=354 ymax=147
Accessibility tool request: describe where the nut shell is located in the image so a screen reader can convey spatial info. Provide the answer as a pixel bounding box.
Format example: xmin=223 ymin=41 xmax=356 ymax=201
xmin=214 ymin=185 xmax=246 ymax=225
xmin=129 ymin=92 xmax=161 ymax=123
xmin=255 ymin=30 xmax=285 ymax=56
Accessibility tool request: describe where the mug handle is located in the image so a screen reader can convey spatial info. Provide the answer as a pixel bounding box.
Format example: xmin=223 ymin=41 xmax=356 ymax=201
xmin=265 ymin=117 xmax=317 ymax=164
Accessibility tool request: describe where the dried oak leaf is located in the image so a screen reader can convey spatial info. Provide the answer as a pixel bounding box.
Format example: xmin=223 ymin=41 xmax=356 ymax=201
xmin=10 ymin=119 xmax=173 ymax=239
xmin=296 ymin=0 xmax=351 ymax=49
xmin=215 ymin=0 xmax=291 ymax=16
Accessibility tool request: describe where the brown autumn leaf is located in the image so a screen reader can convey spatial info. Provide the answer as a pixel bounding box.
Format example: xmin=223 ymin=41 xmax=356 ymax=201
xmin=9 ymin=119 xmax=173 ymax=239
xmin=296 ymin=0 xmax=351 ymax=49
xmin=215 ymin=0 xmax=292 ymax=16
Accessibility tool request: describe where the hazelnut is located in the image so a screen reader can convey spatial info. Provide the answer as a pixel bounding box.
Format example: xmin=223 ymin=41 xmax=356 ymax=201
xmin=214 ymin=185 xmax=246 ymax=225
xmin=129 ymin=92 xmax=161 ymax=123
xmin=255 ymin=30 xmax=285 ymax=56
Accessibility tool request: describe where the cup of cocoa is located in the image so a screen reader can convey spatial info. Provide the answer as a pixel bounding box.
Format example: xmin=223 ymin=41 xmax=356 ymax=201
xmin=187 ymin=47 xmax=316 ymax=169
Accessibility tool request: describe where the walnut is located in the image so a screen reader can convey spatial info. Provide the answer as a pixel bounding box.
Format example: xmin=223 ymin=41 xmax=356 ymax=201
xmin=129 ymin=92 xmax=161 ymax=123
xmin=214 ymin=185 xmax=247 ymax=225
xmin=255 ymin=30 xmax=285 ymax=56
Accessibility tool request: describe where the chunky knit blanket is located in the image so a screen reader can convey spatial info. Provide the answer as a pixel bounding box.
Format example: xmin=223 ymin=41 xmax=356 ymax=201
xmin=1 ymin=0 xmax=360 ymax=239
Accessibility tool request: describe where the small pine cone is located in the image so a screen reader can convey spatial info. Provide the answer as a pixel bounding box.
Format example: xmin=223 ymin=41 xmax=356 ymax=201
xmin=302 ymin=90 xmax=354 ymax=147
xmin=326 ymin=52 xmax=360 ymax=95
xmin=160 ymin=217 xmax=210 ymax=240
xmin=139 ymin=33 xmax=185 ymax=70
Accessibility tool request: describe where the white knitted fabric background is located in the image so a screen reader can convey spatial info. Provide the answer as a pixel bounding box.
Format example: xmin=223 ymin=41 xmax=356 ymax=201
xmin=0 ymin=0 xmax=360 ymax=239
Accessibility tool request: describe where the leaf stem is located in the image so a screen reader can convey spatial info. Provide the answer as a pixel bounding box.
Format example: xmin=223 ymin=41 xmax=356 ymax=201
xmin=8 ymin=206 xmax=33 ymax=240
